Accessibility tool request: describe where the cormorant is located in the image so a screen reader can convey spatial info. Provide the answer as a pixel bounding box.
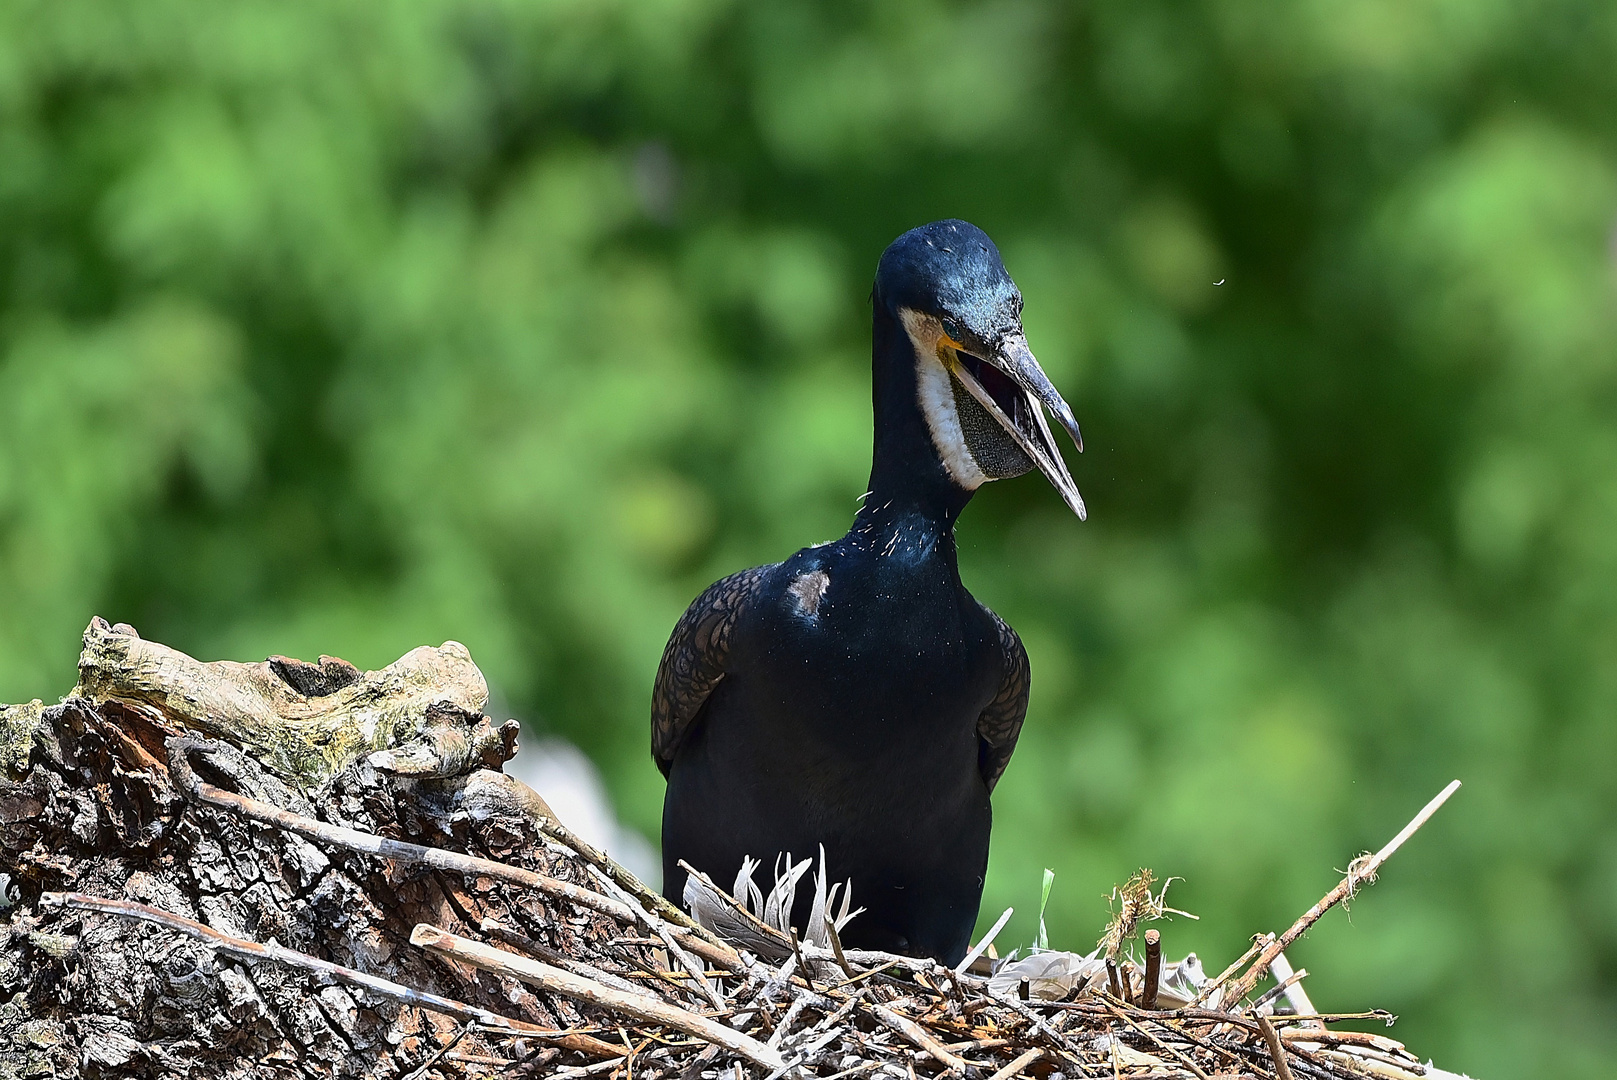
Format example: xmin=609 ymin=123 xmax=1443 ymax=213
xmin=652 ymin=220 xmax=1084 ymax=964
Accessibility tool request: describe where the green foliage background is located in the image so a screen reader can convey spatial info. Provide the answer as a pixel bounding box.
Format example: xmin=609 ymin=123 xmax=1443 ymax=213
xmin=3 ymin=2 xmax=1615 ymax=1073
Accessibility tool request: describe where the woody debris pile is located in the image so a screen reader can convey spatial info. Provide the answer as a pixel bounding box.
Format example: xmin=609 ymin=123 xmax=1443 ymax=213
xmin=0 ymin=621 xmax=1473 ymax=1079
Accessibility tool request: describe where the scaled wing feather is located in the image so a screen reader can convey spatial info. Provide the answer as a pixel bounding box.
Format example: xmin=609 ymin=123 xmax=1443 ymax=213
xmin=975 ymin=608 xmax=1030 ymax=792
xmin=650 ymin=564 xmax=776 ymax=776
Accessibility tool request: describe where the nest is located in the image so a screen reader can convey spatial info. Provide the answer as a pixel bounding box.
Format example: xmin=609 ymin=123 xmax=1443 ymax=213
xmin=0 ymin=623 xmax=1475 ymax=1079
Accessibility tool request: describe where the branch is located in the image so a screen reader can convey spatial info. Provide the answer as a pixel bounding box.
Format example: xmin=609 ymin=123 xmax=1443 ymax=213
xmin=1223 ymin=780 xmax=1461 ymax=1004
xmin=167 ymin=737 xmax=635 ymax=924
xmin=39 ymin=892 xmax=620 ymax=1059
xmin=1256 ymin=1015 xmax=1296 ymax=1080
xmin=868 ymin=1003 xmax=969 ymax=1074
xmin=410 ymin=924 xmax=786 ymax=1073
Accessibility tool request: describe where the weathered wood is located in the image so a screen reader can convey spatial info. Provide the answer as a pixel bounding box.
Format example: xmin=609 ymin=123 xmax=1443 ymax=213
xmin=72 ymin=617 xmax=517 ymax=789
xmin=411 ymin=924 xmax=787 ymax=1072
xmin=165 ymin=736 xmax=633 ymax=922
xmin=0 ymin=619 xmax=616 ymax=1080
xmin=0 ymin=700 xmax=43 ymax=780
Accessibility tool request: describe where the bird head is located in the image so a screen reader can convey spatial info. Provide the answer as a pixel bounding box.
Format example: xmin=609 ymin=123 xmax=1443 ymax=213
xmin=874 ymin=220 xmax=1085 ymax=520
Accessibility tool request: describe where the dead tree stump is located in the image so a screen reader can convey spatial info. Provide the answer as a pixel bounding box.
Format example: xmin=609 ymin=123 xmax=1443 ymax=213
xmin=0 ymin=619 xmax=586 ymax=1079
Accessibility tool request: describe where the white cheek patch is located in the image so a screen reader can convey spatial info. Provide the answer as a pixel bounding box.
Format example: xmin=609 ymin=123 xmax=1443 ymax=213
xmin=899 ymin=309 xmax=986 ymax=491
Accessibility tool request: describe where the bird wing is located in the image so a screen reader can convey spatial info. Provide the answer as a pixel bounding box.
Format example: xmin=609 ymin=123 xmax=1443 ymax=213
xmin=976 ymin=609 xmax=1030 ymax=793
xmin=651 ymin=564 xmax=776 ymax=777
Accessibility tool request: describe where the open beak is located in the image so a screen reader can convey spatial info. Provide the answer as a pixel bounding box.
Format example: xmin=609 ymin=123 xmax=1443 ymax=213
xmin=944 ymin=330 xmax=1086 ymax=520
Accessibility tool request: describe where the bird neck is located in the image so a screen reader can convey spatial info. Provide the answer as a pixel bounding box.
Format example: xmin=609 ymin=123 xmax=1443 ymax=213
xmin=859 ymin=298 xmax=976 ymax=541
xmin=847 ymin=492 xmax=961 ymax=566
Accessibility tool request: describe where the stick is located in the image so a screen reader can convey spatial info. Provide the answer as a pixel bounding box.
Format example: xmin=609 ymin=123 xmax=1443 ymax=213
xmin=587 ymin=865 xmax=726 ymax=1011
xmin=1269 ymin=952 xmax=1321 ymax=1030
xmin=1103 ymin=1004 xmax=1209 ymax=1080
xmin=991 ymin=993 xmax=1096 ymax=1078
xmin=166 ymin=738 xmax=635 ymax=924
xmin=1279 ymin=1030 xmax=1416 ymax=1057
xmin=400 ymin=1023 xmax=471 ymax=1080
xmin=825 ymin=916 xmax=854 ymax=979
xmin=1251 ymin=967 xmax=1308 ymax=1013
xmin=539 ymin=815 xmax=724 ymax=946
xmin=1257 ymin=1015 xmax=1295 ymax=1080
xmin=671 ymin=929 xmax=745 ymax=973
xmin=1189 ymin=934 xmax=1269 ymax=1008
xmin=39 ymin=892 xmax=615 ymax=1058
xmin=478 ymin=917 xmax=648 ymax=998
xmin=1141 ymin=929 xmax=1162 ymax=1010
xmin=985 ymin=1047 xmax=1042 ymax=1080
xmin=867 ymin=1004 xmax=969 ymax=1074
xmin=410 ymin=924 xmax=785 ymax=1072
xmin=1224 ymin=780 xmax=1461 ymax=1004
xmin=955 ymin=907 xmax=1013 ymax=974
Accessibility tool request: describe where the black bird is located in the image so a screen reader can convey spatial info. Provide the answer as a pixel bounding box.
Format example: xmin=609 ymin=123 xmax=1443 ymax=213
xmin=652 ymin=220 xmax=1085 ymax=964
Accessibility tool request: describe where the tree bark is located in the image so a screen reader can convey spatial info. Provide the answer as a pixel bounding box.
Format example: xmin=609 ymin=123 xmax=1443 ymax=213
xmin=0 ymin=619 xmax=598 ymax=1079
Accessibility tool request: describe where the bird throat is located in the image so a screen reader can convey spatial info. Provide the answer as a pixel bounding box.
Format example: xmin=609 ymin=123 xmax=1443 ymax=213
xmin=904 ymin=313 xmax=1036 ymax=491
xmin=949 ymin=369 xmax=1037 ymax=480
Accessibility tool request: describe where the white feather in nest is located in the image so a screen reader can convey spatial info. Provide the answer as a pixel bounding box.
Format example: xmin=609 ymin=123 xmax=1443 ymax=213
xmin=682 ymin=845 xmax=861 ymax=959
xmin=988 ymin=947 xmax=1210 ymax=1005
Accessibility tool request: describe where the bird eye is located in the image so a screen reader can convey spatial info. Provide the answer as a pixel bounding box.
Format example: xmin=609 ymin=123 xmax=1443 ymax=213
xmin=940 ymin=318 xmax=964 ymax=344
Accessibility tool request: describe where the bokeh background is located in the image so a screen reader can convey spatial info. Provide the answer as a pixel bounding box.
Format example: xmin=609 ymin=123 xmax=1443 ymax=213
xmin=2 ymin=2 xmax=1615 ymax=1074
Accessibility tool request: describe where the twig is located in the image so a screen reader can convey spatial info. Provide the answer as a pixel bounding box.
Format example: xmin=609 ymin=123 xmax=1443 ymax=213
xmin=1103 ymin=1004 xmax=1209 ymax=1080
xmin=1310 ymin=1046 xmax=1429 ymax=1080
xmin=1141 ymin=929 xmax=1162 ymax=1010
xmin=985 ymin=1047 xmax=1042 ymax=1080
xmin=1115 ymin=1011 xmax=1250 ymax=1075
xmin=868 ymin=1004 xmax=969 ymax=1074
xmin=410 ymin=924 xmax=786 ymax=1072
xmin=1056 ymin=1003 xmax=1395 ymax=1031
xmin=828 ymin=961 xmax=900 ymax=990
xmin=1224 ymin=780 xmax=1461 ymax=1004
xmin=825 ymin=916 xmax=854 ymax=978
xmin=587 ymin=865 xmax=727 ymax=1010
xmin=1251 ymin=967 xmax=1308 ymax=1013
xmin=478 ymin=917 xmax=649 ymax=998
xmin=1270 ymin=952 xmax=1322 ymax=1030
xmin=1190 ymin=934 xmax=1269 ymax=1007
xmin=992 ymin=992 xmax=1096 ymax=1078
xmin=1257 ymin=1015 xmax=1296 ymax=1080
xmin=540 ymin=816 xmax=722 ymax=946
xmin=401 ymin=1023 xmax=472 ymax=1080
xmin=1267 ymin=1011 xmax=1395 ymax=1025
xmin=955 ymin=907 xmax=1013 ymax=974
xmin=789 ymin=926 xmax=816 ymax=993
xmin=39 ymin=893 xmax=574 ymax=1043
xmin=165 ymin=737 xmax=635 ymax=924
xmin=1279 ymin=1030 xmax=1417 ymax=1058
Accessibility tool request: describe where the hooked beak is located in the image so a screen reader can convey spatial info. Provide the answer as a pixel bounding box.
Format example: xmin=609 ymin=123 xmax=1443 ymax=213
xmin=944 ymin=330 xmax=1086 ymax=520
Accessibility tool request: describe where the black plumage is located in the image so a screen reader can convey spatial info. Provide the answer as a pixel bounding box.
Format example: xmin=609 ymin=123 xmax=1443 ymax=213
xmin=653 ymin=220 xmax=1084 ymax=964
